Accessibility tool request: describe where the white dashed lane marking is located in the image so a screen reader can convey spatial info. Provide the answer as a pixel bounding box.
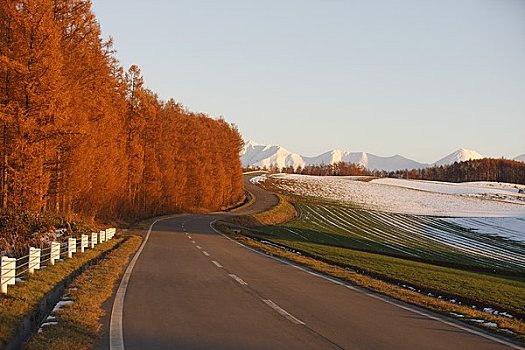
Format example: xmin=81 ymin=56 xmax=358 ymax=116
xmin=263 ymin=299 xmax=305 ymax=325
xmin=228 ymin=274 xmax=247 ymax=286
xmin=202 ymin=251 xmax=210 ymax=257
xmin=212 ymin=260 xmax=223 ymax=268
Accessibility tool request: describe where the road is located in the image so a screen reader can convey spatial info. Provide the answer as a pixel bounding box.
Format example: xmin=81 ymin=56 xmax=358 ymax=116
xmin=105 ymin=175 xmax=522 ymax=350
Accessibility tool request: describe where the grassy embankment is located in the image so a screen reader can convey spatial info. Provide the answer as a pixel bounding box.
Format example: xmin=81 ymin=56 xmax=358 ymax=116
xmin=0 ymin=236 xmax=128 ymax=349
xmin=0 ymin=210 xmax=96 ymax=258
xmin=24 ymin=235 xmax=142 ymax=350
xmin=217 ymin=192 xmax=525 ymax=342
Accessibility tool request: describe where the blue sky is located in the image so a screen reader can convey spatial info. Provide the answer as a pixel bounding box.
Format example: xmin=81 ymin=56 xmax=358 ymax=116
xmin=91 ymin=0 xmax=525 ymax=163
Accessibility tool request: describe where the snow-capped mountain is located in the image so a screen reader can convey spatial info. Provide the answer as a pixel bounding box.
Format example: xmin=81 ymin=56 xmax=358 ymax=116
xmin=514 ymin=154 xmax=525 ymax=163
xmin=241 ymin=141 xmax=429 ymax=171
xmin=241 ymin=141 xmax=497 ymax=171
xmin=241 ymin=141 xmax=304 ymax=169
xmin=433 ymin=149 xmax=484 ymax=167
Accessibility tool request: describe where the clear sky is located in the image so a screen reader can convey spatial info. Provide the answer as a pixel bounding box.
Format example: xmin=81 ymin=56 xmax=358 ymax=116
xmin=90 ymin=0 xmax=524 ymax=163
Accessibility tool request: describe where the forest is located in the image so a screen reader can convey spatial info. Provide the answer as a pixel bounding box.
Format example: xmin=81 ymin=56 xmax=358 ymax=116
xmin=261 ymin=158 xmax=525 ymax=185
xmin=0 ymin=0 xmax=245 ymax=222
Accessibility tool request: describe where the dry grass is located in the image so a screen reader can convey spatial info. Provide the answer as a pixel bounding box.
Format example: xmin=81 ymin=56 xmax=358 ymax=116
xmin=23 ymin=235 xmax=142 ymax=350
xmin=223 ymin=193 xmax=296 ymax=229
xmin=0 ymin=238 xmax=123 ymax=349
xmin=252 ymin=194 xmax=297 ymax=225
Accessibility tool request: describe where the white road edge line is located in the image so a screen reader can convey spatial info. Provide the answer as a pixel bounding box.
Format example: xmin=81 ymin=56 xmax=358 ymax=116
xmin=263 ymin=299 xmax=305 ymax=325
xmin=212 ymin=260 xmax=223 ymax=268
xmin=110 ymin=215 xmax=179 ymax=350
xmin=228 ymin=273 xmax=248 ymax=286
xmin=202 ymin=251 xmax=210 ymax=257
xmin=209 ymin=220 xmax=525 ymax=350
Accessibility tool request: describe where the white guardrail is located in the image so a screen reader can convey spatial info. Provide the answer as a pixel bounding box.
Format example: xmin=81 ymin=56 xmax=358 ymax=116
xmin=0 ymin=227 xmax=117 ymax=294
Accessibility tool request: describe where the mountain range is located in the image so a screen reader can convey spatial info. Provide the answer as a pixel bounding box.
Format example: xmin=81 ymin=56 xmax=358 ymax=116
xmin=241 ymin=141 xmax=523 ymax=172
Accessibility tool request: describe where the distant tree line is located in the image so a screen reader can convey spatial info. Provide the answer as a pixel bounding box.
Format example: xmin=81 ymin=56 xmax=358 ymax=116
xmin=389 ymin=159 xmax=525 ymax=185
xmin=247 ymin=158 xmax=525 ymax=185
xmin=279 ymin=162 xmax=370 ymax=176
xmin=0 ymin=0 xmax=244 ymax=221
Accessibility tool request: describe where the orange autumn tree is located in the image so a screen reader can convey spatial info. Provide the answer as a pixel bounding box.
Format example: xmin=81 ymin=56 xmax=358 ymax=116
xmin=0 ymin=0 xmax=66 ymax=211
xmin=0 ymin=0 xmax=244 ymax=221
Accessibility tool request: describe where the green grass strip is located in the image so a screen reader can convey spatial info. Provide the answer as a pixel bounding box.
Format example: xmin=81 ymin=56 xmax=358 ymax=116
xmin=273 ymin=239 xmax=525 ymax=316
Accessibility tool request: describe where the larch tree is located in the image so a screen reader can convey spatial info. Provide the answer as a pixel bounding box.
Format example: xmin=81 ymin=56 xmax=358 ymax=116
xmin=0 ymin=0 xmax=245 ymax=222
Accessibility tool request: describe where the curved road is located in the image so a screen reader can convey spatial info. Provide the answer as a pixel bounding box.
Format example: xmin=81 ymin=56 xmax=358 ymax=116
xmin=105 ymin=175 xmax=522 ymax=350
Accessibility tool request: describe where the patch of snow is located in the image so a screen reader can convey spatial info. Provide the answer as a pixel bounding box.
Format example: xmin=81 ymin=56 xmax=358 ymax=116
xmin=38 ymin=321 xmax=58 ymax=333
xmin=52 ymin=300 xmax=74 ymax=313
xmin=249 ymin=174 xmax=267 ymax=185
xmin=483 ymin=322 xmax=498 ymax=328
xmin=40 ymin=297 xmax=76 ymax=333
xmin=481 ymin=309 xmax=514 ymax=319
xmin=442 ymin=217 xmax=525 ymax=243
xmin=469 ymin=319 xmax=485 ymax=323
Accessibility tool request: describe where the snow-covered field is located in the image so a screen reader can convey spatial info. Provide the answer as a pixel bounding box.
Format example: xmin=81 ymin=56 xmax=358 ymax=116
xmin=372 ymin=178 xmax=525 ymax=205
xmin=264 ymin=174 xmax=525 ymax=243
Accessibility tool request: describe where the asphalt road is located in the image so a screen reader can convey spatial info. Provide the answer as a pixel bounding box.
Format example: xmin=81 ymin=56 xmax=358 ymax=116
xmin=103 ymin=175 xmax=521 ymax=350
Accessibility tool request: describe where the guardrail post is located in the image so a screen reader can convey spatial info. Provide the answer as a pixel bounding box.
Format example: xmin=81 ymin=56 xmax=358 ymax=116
xmin=1 ymin=256 xmax=16 ymax=294
xmin=68 ymin=238 xmax=76 ymax=258
xmin=50 ymin=242 xmax=60 ymax=265
xmin=81 ymin=234 xmax=88 ymax=253
xmin=29 ymin=247 xmax=41 ymax=274
xmin=99 ymin=230 xmax=106 ymax=243
xmin=107 ymin=227 xmax=115 ymax=239
xmin=91 ymin=232 xmax=97 ymax=248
